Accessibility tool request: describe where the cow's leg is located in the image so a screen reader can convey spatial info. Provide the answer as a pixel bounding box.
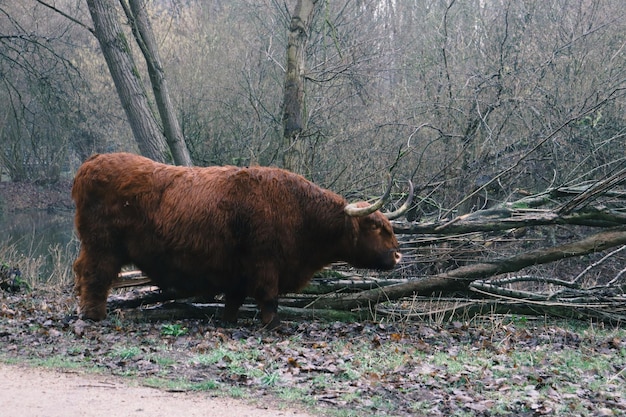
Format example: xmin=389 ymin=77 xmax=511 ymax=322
xmin=223 ymin=290 xmax=246 ymax=324
xmin=73 ymin=246 xmax=121 ymax=321
xmin=258 ymin=298 xmax=280 ymax=330
xmin=253 ymin=276 xmax=280 ymax=329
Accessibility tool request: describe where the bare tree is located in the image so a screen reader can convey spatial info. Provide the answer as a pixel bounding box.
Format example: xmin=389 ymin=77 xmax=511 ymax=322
xmin=122 ymin=0 xmax=191 ymax=166
xmin=33 ymin=0 xmax=191 ymax=165
xmin=282 ymin=0 xmax=319 ymax=173
xmin=0 ymin=1 xmax=86 ymax=183
xmin=85 ymin=0 xmax=169 ymax=163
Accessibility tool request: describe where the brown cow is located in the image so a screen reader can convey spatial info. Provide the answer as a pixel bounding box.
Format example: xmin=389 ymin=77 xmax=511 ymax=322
xmin=72 ymin=153 xmax=411 ymax=328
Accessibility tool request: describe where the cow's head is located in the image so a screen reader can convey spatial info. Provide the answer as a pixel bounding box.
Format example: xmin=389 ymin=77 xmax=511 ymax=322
xmin=347 ymin=207 xmax=402 ymax=270
xmin=343 ymin=180 xmax=413 ymax=270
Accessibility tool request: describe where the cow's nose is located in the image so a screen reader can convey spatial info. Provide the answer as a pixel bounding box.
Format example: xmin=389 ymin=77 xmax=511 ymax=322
xmin=394 ymin=251 xmax=402 ymax=264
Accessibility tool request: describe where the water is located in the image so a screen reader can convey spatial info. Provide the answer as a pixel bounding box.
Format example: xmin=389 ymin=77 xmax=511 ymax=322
xmin=0 ymin=209 xmax=77 ymax=279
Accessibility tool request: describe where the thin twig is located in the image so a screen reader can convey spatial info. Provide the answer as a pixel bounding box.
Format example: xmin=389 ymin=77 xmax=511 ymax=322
xmin=572 ymin=245 xmax=626 ymax=284
xmin=606 ymin=266 xmax=626 ymax=286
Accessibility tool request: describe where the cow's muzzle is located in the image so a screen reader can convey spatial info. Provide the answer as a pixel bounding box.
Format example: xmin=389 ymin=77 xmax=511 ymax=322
xmin=393 ymin=251 xmax=402 ymax=265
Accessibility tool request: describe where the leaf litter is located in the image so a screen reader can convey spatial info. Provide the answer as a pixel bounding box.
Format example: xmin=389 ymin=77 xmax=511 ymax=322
xmin=1 ymin=287 xmax=625 ymax=416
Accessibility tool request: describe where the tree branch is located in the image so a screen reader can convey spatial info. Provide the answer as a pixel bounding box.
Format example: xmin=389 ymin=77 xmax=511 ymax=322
xmin=33 ymin=0 xmax=95 ymax=35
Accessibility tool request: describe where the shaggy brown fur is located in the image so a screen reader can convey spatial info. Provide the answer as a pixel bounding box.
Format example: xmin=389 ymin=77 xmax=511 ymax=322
xmin=72 ymin=153 xmax=402 ymax=328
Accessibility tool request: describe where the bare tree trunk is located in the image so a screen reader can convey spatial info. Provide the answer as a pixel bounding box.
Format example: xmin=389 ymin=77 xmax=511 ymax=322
xmin=86 ymin=0 xmax=168 ymax=162
xmin=124 ymin=0 xmax=192 ymax=166
xmin=282 ymin=0 xmax=319 ymax=172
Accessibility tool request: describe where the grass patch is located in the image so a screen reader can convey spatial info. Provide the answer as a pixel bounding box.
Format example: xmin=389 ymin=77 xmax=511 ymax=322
xmin=111 ymin=346 xmax=142 ymax=361
xmin=161 ymin=323 xmax=188 ymax=337
xmin=0 ymin=236 xmax=76 ymax=289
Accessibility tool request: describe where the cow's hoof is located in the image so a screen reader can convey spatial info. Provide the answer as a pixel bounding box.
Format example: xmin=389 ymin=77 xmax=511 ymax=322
xmin=78 ymin=304 xmax=107 ymax=321
xmin=262 ymin=316 xmax=281 ymax=331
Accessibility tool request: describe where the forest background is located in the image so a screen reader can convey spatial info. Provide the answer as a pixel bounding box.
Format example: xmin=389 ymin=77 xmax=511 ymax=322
xmin=2 ymin=0 xmax=624 ymax=197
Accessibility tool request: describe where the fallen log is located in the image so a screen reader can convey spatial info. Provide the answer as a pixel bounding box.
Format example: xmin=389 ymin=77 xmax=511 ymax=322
xmin=393 ymin=206 xmax=626 ymax=235
xmin=110 ymin=300 xmax=362 ymax=323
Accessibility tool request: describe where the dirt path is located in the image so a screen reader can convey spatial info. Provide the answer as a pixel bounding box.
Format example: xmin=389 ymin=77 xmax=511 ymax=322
xmin=0 ymin=364 xmax=315 ymax=417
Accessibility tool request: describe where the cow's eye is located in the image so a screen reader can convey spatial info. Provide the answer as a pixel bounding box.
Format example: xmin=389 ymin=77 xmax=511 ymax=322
xmin=368 ymin=221 xmax=380 ymax=231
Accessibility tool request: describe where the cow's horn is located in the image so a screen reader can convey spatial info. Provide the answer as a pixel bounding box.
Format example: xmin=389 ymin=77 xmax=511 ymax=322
xmin=344 ymin=175 xmax=393 ymax=217
xmin=384 ymin=180 xmax=414 ymax=220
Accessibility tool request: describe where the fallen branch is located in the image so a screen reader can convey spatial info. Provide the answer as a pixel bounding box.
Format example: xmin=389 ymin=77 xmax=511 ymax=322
xmin=375 ymin=296 xmax=626 ymax=324
xmin=558 ymin=166 xmax=626 ymax=214
xmin=306 ymin=228 xmax=626 ymax=311
xmin=393 ymin=206 xmax=626 ymax=235
xmin=572 ymin=244 xmax=626 ymax=284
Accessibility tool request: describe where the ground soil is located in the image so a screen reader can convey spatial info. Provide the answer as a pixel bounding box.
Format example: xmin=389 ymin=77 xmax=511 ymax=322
xmin=0 ymin=363 xmax=313 ymax=417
